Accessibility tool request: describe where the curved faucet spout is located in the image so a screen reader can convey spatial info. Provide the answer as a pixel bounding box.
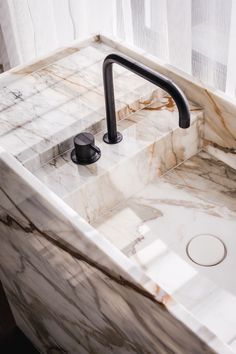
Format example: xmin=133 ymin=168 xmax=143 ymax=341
xmin=103 ymin=53 xmax=190 ymax=144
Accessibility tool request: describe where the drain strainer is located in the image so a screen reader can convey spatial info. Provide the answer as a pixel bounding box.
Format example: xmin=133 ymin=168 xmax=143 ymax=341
xmin=186 ymin=234 xmax=226 ymax=267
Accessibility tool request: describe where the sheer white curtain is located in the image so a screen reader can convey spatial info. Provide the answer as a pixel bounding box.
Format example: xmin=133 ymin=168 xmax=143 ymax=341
xmin=0 ymin=0 xmax=114 ymax=68
xmin=0 ymin=0 xmax=236 ymax=97
xmin=115 ymin=0 xmax=236 ymax=97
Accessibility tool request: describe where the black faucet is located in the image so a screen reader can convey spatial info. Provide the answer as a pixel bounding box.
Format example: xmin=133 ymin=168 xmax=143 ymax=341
xmin=102 ymin=53 xmax=190 ymax=144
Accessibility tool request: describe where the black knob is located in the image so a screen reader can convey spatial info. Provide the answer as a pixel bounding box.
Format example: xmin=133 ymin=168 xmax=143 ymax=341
xmin=71 ymin=132 xmax=101 ymax=165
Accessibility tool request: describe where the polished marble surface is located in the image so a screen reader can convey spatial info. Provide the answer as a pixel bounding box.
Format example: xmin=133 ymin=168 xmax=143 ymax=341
xmin=93 ymin=150 xmax=236 ymax=318
xmin=0 ymin=37 xmax=158 ymax=170
xmin=0 ymin=35 xmax=235 ymax=353
xmin=34 ymin=98 xmax=203 ymax=224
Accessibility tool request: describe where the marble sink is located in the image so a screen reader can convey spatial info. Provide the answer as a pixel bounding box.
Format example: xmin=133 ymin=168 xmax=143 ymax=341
xmin=0 ymin=35 xmax=236 ymax=354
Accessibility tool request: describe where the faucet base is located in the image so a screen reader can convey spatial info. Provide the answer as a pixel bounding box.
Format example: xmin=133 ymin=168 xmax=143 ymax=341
xmin=103 ymin=132 xmax=123 ymax=144
xmin=71 ymin=148 xmax=101 ymax=165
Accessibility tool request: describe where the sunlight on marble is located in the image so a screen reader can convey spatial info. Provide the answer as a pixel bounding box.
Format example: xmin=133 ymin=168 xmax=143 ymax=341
xmin=132 ymin=238 xmax=167 ymax=265
xmin=143 ymin=251 xmax=197 ymax=294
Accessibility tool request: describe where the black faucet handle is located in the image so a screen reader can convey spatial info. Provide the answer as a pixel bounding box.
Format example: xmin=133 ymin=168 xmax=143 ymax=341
xmin=71 ymin=132 xmax=101 ymax=165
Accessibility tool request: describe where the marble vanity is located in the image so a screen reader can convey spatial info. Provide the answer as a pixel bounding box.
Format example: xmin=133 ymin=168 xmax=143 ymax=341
xmin=0 ymin=35 xmax=236 ymax=353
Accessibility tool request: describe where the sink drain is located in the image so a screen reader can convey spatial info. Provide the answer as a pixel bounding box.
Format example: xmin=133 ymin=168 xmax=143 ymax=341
xmin=186 ymin=234 xmax=226 ymax=267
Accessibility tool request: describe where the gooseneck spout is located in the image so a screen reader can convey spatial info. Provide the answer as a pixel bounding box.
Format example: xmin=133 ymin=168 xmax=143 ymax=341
xmin=103 ymin=53 xmax=190 ymax=144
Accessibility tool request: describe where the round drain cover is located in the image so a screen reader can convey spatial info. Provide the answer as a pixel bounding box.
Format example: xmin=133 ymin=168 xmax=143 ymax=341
xmin=186 ymin=234 xmax=226 ymax=267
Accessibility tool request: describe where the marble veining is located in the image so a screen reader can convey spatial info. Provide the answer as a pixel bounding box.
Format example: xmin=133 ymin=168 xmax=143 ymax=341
xmin=0 ymin=35 xmax=236 ymax=353
xmin=92 ymin=151 xmax=236 ymax=350
xmin=0 ymin=37 xmax=158 ymax=171
xmin=34 ymin=98 xmax=203 ymax=223
xmin=100 ymin=35 xmax=236 ymax=170
xmin=0 ymin=148 xmax=223 ymax=354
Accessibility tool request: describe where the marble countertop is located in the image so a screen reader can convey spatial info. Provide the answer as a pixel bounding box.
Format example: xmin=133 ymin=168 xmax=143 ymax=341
xmin=0 ymin=35 xmax=235 ymax=353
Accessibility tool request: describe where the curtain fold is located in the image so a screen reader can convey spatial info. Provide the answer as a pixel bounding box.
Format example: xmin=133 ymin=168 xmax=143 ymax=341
xmin=0 ymin=0 xmax=235 ymax=97
xmin=0 ymin=0 xmax=114 ymax=67
xmin=226 ymin=0 xmax=236 ymax=97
